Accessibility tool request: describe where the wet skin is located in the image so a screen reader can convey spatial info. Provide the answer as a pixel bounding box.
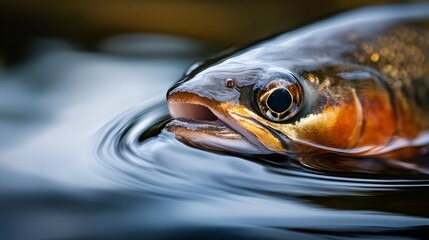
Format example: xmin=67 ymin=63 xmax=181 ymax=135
xmin=166 ymin=4 xmax=429 ymax=172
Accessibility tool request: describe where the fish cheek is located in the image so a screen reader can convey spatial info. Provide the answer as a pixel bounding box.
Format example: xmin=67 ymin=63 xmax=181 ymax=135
xmin=225 ymin=104 xmax=285 ymax=152
xmin=282 ymin=89 xmax=363 ymax=150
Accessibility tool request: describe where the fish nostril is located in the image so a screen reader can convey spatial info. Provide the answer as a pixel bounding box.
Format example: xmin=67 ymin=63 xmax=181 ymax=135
xmin=168 ymin=102 xmax=218 ymax=121
xmin=225 ymin=78 xmax=235 ymax=88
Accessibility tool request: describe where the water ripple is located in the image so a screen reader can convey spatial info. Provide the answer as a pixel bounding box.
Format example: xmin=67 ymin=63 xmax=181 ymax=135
xmin=96 ymin=99 xmax=429 ymax=201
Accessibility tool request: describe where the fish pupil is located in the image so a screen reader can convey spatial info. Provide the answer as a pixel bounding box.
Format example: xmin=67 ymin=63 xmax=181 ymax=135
xmin=267 ymin=88 xmax=292 ymax=113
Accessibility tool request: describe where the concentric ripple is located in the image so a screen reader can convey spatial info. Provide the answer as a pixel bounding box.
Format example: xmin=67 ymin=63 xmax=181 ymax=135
xmin=96 ymin=98 xmax=429 ymax=200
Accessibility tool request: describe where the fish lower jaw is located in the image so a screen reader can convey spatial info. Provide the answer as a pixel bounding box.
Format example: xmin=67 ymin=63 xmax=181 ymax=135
xmin=165 ymin=118 xmax=269 ymax=155
xmin=167 ymin=118 xmax=227 ymax=131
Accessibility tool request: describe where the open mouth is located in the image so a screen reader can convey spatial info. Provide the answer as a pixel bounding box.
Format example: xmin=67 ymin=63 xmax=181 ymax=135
xmin=168 ymin=102 xmax=219 ymax=123
xmin=166 ymin=91 xmax=231 ymax=129
xmin=166 ymin=92 xmax=271 ymax=154
xmin=167 ymin=101 xmax=235 ymax=133
xmin=167 ymin=92 xmax=238 ymax=133
xmin=168 ymin=102 xmax=230 ymax=131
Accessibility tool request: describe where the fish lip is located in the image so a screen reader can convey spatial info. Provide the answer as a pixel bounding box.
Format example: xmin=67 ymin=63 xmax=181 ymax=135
xmin=167 ymin=91 xmax=270 ymax=151
xmin=167 ymin=91 xmax=236 ymax=132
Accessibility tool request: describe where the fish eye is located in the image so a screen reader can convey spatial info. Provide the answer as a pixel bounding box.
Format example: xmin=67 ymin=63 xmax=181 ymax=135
xmin=254 ymin=74 xmax=303 ymax=122
xmin=267 ymin=88 xmax=292 ymax=112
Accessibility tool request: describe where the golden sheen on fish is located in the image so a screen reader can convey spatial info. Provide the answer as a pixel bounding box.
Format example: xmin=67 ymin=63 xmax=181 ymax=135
xmin=166 ymin=4 xmax=429 ymax=172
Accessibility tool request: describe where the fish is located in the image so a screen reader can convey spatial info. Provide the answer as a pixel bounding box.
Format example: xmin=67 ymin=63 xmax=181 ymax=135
xmin=166 ymin=4 xmax=429 ymax=172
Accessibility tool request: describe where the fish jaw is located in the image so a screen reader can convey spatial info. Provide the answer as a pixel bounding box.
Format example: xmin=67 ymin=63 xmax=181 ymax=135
xmin=165 ymin=120 xmax=266 ymax=154
xmin=166 ymin=92 xmax=272 ymax=155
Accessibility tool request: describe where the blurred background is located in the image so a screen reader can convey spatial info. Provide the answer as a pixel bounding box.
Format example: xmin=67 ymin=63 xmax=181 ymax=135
xmin=0 ymin=0 xmax=408 ymax=65
xmin=0 ymin=1 xmax=426 ymax=239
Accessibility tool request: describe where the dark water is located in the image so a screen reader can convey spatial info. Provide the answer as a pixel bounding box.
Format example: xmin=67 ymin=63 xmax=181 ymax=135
xmin=1 ymin=36 xmax=429 ymax=240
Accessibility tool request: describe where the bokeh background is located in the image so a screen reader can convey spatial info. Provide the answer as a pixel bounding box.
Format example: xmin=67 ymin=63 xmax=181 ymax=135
xmin=0 ymin=0 xmax=407 ymax=65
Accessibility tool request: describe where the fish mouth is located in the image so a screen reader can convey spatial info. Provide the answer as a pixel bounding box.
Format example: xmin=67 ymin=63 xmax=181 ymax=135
xmin=167 ymin=92 xmax=226 ymax=127
xmin=168 ymin=102 xmax=220 ymax=123
xmin=166 ymin=92 xmax=269 ymax=154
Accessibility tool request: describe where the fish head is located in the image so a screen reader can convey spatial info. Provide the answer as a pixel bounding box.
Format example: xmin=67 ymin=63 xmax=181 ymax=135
xmin=167 ymin=59 xmax=395 ymax=157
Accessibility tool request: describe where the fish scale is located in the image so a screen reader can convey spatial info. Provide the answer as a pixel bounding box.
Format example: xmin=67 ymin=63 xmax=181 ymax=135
xmin=350 ymin=22 xmax=429 ymax=133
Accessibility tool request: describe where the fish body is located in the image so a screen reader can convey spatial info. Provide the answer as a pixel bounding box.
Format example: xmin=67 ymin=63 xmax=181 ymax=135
xmin=166 ymin=4 xmax=429 ymax=172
